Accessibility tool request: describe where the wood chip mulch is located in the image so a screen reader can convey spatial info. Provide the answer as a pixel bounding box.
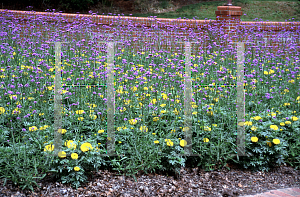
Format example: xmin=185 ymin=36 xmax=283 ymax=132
xmin=0 ymin=161 xmax=299 ymax=197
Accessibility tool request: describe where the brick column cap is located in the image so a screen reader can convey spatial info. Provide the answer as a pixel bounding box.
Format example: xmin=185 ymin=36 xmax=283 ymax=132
xmin=217 ymin=6 xmax=242 ymax=11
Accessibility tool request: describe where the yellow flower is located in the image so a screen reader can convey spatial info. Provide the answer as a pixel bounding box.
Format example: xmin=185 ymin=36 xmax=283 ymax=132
xmin=89 ymin=114 xmax=97 ymax=120
xmin=285 ymin=121 xmax=291 ymax=125
xmin=78 ymin=117 xmax=84 ymax=121
xmin=151 ymin=99 xmax=157 ymax=105
xmin=173 ymin=108 xmax=179 ymax=115
xmin=238 ymin=122 xmax=245 ymax=126
xmin=160 ymin=110 xmax=166 ymax=114
xmin=180 ymin=139 xmax=187 ymax=147
xmin=75 ymin=110 xmax=84 ymax=115
xmin=140 ymin=125 xmax=148 ymax=132
xmin=280 ymin=122 xmax=285 ymax=126
xmin=244 ymin=121 xmax=252 ymax=126
xmin=0 ymin=107 xmax=5 ymax=114
xmin=203 ymin=138 xmax=209 ymax=143
xmin=129 ymin=119 xmax=137 ymax=125
xmin=253 ymin=116 xmax=262 ymax=121
xmin=204 ymin=126 xmax=211 ymax=131
xmin=154 ymin=140 xmax=159 ymax=144
xmin=44 ymin=144 xmax=54 ymax=152
xmin=273 ymin=139 xmax=280 ymax=145
xmin=131 ymin=86 xmax=137 ymax=92
xmin=58 ymin=151 xmax=66 ymax=158
xmin=29 ymin=126 xmax=38 ymax=132
xmin=160 ymin=104 xmax=166 ymax=107
xmin=165 ymin=139 xmax=173 ymax=146
xmin=65 ymin=140 xmax=77 ymax=150
xmin=153 ymin=117 xmax=159 ymax=122
xmin=291 ymin=116 xmax=298 ymax=121
xmin=89 ymin=103 xmax=97 ymax=108
xmin=98 ymin=130 xmax=104 ymax=133
xmin=57 ymin=129 xmax=67 ymax=134
xmin=207 ymin=111 xmax=213 ymax=116
xmin=71 ymin=153 xmax=79 ymax=160
xmin=144 ymin=87 xmax=148 ymax=91
xmin=80 ymin=142 xmax=93 ymax=152
xmin=251 ymin=126 xmax=257 ymax=131
xmin=251 ymin=137 xmax=258 ymax=143
xmin=266 ymin=140 xmax=272 ymax=147
xmin=270 ymin=125 xmax=278 ymax=131
xmin=182 ymin=127 xmax=189 ymax=132
xmin=74 ymin=166 xmax=80 ymax=171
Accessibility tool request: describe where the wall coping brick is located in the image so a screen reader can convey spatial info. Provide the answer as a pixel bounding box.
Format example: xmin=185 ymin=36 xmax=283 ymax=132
xmin=1 ymin=9 xmax=299 ymax=32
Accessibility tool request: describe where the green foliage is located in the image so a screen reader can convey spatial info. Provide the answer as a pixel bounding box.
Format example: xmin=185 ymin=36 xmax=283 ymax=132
xmin=158 ymin=0 xmax=171 ymax=9
xmin=234 ymin=0 xmax=251 ymax=5
xmin=237 ymin=130 xmax=289 ymax=172
xmin=43 ymin=139 xmax=108 ymax=189
xmin=56 ymin=0 xmax=95 ymax=12
xmin=282 ymin=124 xmax=300 ymax=170
xmin=0 ymin=134 xmax=49 ymax=191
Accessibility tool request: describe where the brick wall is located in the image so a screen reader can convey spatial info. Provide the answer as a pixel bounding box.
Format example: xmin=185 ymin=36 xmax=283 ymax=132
xmin=0 ymin=8 xmax=299 ymax=56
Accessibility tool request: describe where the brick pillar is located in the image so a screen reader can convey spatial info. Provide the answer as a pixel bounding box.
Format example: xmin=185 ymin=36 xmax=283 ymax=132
xmin=215 ymin=6 xmax=242 ymax=46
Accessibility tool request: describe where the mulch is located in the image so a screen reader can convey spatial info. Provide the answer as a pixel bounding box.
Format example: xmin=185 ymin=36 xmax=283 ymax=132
xmin=0 ymin=160 xmax=299 ymax=197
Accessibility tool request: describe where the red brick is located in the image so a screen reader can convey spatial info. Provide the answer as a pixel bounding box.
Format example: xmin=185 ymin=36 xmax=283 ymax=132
xmin=277 ymin=188 xmax=300 ymax=196
xmin=291 ymin=188 xmax=300 ymax=193
xmin=259 ymin=192 xmax=280 ymax=197
xmin=270 ymin=190 xmax=294 ymax=197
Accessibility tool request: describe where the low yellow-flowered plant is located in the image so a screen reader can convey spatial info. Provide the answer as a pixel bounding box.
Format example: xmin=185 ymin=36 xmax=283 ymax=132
xmin=153 ymin=117 xmax=159 ymax=122
xmin=76 ymin=110 xmax=84 ymax=115
xmin=251 ymin=137 xmax=258 ymax=143
xmin=89 ymin=114 xmax=97 ymax=120
xmin=180 ymin=139 xmax=187 ymax=147
xmin=71 ymin=153 xmax=79 ymax=160
xmin=140 ymin=125 xmax=148 ymax=132
xmin=244 ymin=121 xmax=252 ymax=126
xmin=80 ymin=142 xmax=93 ymax=152
xmin=270 ymin=125 xmax=279 ymax=131
xmin=78 ymin=117 xmax=84 ymax=121
xmin=65 ymin=140 xmax=77 ymax=150
xmin=129 ymin=119 xmax=137 ymax=125
xmin=29 ymin=126 xmax=38 ymax=131
xmin=165 ymin=139 xmax=173 ymax=146
xmin=44 ymin=144 xmax=54 ymax=152
xmin=58 ymin=129 xmax=67 ymax=134
xmin=98 ymin=129 xmax=104 ymax=133
xmin=74 ymin=166 xmax=80 ymax=171
xmin=291 ymin=116 xmax=298 ymax=121
xmin=266 ymin=140 xmax=272 ymax=147
xmin=273 ymin=139 xmax=280 ymax=144
xmin=251 ymin=126 xmax=257 ymax=131
xmin=58 ymin=151 xmax=66 ymax=158
xmin=0 ymin=107 xmax=5 ymax=114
